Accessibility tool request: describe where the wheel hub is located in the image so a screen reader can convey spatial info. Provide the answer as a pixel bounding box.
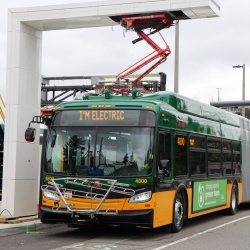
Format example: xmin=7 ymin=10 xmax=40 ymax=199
xmin=174 ymin=199 xmax=183 ymax=226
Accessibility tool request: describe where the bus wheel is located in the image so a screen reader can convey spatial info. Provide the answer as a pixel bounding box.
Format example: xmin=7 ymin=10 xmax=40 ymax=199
xmin=227 ymin=183 xmax=238 ymax=215
xmin=171 ymin=193 xmax=184 ymax=233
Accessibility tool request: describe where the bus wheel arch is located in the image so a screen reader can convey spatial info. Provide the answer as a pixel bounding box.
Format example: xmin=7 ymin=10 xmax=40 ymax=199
xmin=227 ymin=180 xmax=238 ymax=215
xmin=171 ymin=186 xmax=188 ymax=233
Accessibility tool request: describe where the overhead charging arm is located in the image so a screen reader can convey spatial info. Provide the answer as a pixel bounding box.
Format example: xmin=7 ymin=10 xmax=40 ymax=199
xmin=117 ymin=13 xmax=174 ymax=85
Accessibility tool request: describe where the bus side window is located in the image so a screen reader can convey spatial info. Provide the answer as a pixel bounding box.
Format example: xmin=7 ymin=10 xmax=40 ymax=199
xmin=233 ymin=141 xmax=241 ymax=175
xmin=222 ymin=140 xmax=232 ymax=175
xmin=175 ymin=134 xmax=187 ymax=177
xmin=207 ymin=137 xmax=221 ymax=175
xmin=158 ymin=131 xmax=171 ymax=177
xmin=190 ymin=135 xmax=206 ymax=176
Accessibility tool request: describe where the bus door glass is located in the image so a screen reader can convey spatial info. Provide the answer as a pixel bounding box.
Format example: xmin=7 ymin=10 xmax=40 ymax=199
xmin=158 ymin=131 xmax=171 ymax=179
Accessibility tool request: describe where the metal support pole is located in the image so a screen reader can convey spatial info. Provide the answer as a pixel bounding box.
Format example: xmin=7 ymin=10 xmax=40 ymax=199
xmin=232 ymin=64 xmax=246 ymax=117
xmin=242 ymin=64 xmax=245 ymax=117
xmin=174 ymin=21 xmax=179 ymax=93
xmin=216 ymin=88 xmax=222 ymax=102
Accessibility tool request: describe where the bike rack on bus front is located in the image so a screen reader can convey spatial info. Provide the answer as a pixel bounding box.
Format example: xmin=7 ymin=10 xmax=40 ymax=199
xmin=41 ymin=177 xmax=135 ymax=218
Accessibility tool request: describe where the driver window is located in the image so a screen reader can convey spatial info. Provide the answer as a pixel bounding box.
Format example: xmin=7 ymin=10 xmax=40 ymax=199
xmin=158 ymin=131 xmax=171 ymax=177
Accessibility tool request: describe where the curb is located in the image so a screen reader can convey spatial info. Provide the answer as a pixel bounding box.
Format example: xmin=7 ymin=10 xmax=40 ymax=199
xmin=0 ymin=220 xmax=63 ymax=237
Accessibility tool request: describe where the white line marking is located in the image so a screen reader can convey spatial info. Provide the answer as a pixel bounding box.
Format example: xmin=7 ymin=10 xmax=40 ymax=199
xmin=152 ymin=215 xmax=250 ymax=250
xmin=62 ymin=243 xmax=85 ymax=249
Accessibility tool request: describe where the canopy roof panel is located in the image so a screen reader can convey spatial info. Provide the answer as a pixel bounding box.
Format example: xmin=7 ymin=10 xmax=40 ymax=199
xmin=9 ymin=0 xmax=220 ymax=31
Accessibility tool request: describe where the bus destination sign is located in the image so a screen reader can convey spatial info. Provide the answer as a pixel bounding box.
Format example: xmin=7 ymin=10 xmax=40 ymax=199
xmin=55 ymin=109 xmax=156 ymax=126
xmin=79 ymin=110 xmax=125 ymax=121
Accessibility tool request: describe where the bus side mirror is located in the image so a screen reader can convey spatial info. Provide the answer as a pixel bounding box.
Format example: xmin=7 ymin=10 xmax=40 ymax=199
xmin=25 ymin=127 xmax=36 ymax=142
xmin=159 ymin=159 xmax=170 ymax=178
xmin=25 ymin=115 xmax=51 ymax=142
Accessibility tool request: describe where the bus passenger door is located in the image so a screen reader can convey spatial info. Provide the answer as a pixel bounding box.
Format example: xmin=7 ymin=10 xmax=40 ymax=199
xmin=154 ymin=131 xmax=173 ymax=227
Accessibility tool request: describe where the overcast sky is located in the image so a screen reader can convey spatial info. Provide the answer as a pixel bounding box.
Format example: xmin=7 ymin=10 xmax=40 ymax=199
xmin=0 ymin=0 xmax=249 ymax=105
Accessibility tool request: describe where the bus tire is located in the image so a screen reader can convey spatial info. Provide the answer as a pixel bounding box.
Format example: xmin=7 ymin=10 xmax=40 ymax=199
xmin=171 ymin=193 xmax=184 ymax=233
xmin=227 ymin=183 xmax=238 ymax=215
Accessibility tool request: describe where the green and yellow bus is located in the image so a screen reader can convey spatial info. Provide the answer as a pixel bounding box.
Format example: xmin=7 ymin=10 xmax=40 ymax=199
xmin=26 ymin=88 xmax=248 ymax=233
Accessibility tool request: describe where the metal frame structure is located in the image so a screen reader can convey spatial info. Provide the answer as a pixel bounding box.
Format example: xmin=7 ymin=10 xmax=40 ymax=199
xmin=210 ymin=100 xmax=250 ymax=108
xmin=210 ymin=100 xmax=250 ymax=117
xmin=41 ymin=72 xmax=166 ymax=106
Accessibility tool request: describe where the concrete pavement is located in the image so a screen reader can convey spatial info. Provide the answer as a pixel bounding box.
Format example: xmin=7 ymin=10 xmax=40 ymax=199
xmin=0 ymin=219 xmax=63 ymax=237
xmin=0 ymin=201 xmax=62 ymax=237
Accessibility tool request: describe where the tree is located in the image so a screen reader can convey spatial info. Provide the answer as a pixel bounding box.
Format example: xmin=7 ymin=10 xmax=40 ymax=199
xmin=63 ymin=135 xmax=85 ymax=173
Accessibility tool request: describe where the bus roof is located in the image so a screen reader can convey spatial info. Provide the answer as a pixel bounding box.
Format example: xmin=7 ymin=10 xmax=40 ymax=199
xmin=145 ymin=92 xmax=241 ymax=127
xmin=58 ymin=91 xmax=240 ymax=127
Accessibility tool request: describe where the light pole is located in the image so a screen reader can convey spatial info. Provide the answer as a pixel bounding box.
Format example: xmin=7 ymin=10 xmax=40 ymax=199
xmin=174 ymin=20 xmax=179 ymax=93
xmin=232 ymin=64 xmax=245 ymax=117
xmin=216 ymin=88 xmax=222 ymax=101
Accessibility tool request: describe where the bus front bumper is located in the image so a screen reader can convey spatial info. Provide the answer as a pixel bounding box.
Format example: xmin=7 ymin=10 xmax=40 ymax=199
xmin=40 ymin=206 xmax=153 ymax=228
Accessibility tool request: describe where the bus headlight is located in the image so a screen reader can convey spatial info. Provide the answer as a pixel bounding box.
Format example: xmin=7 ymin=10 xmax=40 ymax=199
xmin=43 ymin=191 xmax=59 ymax=201
xmin=129 ymin=191 xmax=152 ymax=203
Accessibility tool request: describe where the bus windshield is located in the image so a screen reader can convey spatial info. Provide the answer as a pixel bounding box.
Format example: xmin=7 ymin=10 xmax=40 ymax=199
xmin=44 ymin=126 xmax=155 ymax=177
